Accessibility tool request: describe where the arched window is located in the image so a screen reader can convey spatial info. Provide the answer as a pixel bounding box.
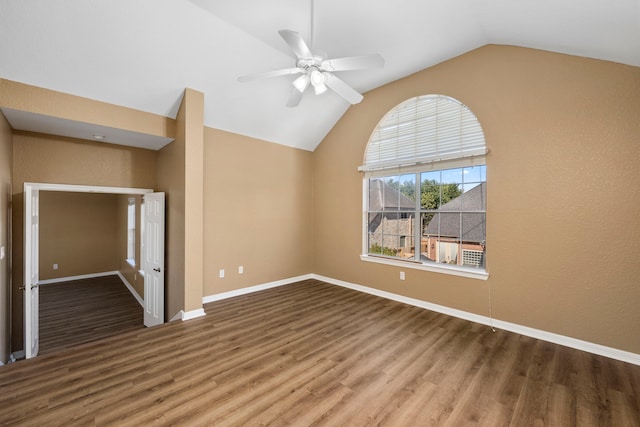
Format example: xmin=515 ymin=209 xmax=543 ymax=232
xmin=360 ymin=95 xmax=488 ymax=279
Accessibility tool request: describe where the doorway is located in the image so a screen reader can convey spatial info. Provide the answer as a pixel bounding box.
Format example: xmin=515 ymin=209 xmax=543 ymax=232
xmin=23 ymin=182 xmax=165 ymax=359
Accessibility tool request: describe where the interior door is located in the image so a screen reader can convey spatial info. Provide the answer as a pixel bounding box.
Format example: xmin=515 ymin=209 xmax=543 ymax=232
xmin=24 ymin=185 xmax=39 ymax=359
xmin=142 ymin=192 xmax=165 ymax=327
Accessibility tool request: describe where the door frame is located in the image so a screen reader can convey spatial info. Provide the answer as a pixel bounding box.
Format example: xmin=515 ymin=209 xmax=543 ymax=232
xmin=23 ymin=182 xmax=155 ymax=359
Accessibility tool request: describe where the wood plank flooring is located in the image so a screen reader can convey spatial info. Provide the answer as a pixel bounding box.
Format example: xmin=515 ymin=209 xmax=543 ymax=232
xmin=1 ymin=279 xmax=639 ymax=426
xmin=39 ymin=275 xmax=143 ymax=355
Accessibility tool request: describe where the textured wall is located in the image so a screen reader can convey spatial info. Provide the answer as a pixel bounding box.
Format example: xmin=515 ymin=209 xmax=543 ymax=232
xmin=0 ymin=79 xmax=174 ymax=139
xmin=183 ymin=89 xmax=205 ymax=314
xmin=313 ymin=45 xmax=640 ymax=354
xmin=203 ymin=128 xmax=314 ymax=296
xmin=2 ymin=45 xmax=639 ymax=359
xmin=11 ymin=132 xmax=156 ymax=351
xmin=39 ymin=192 xmax=119 ymax=280
xmin=157 ymin=96 xmax=186 ymax=320
xmin=156 ymin=88 xmax=205 ymax=319
xmin=0 ymin=111 xmax=12 ymax=363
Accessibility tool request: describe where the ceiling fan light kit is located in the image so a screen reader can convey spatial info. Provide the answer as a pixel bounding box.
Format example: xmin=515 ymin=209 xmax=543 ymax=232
xmin=293 ymin=74 xmax=310 ymax=93
xmin=310 ymin=69 xmax=324 ymax=85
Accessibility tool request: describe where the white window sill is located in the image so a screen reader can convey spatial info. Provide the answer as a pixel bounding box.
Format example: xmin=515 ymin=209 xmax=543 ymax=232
xmin=125 ymin=258 xmax=136 ymax=268
xmin=360 ymin=254 xmax=489 ymax=280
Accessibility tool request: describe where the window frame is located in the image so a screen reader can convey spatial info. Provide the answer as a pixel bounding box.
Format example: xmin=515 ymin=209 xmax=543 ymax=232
xmin=361 ymin=165 xmax=488 ymax=280
xmin=126 ymin=197 xmax=136 ymax=267
xmin=360 ymin=95 xmax=488 ymax=280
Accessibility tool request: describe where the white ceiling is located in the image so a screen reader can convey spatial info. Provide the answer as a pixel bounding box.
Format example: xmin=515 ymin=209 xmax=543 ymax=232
xmin=1 ymin=0 xmax=638 ymax=152
xmin=1 ymin=108 xmax=174 ymax=150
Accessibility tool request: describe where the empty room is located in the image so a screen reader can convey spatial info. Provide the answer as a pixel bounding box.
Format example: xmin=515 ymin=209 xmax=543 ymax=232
xmin=0 ymin=1 xmax=639 ymax=425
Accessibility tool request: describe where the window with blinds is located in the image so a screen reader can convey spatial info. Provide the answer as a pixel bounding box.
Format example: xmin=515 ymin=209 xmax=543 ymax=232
xmin=360 ymin=95 xmax=488 ymax=280
xmin=360 ymin=95 xmax=486 ymax=172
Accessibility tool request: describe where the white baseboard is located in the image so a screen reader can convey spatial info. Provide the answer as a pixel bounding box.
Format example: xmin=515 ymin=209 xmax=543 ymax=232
xmin=19 ymin=269 xmax=640 ymax=366
xmin=38 ymin=271 xmax=119 ymax=285
xmin=182 ymin=308 xmax=206 ymax=321
xmin=37 ymin=270 xmax=144 ymax=307
xmin=116 ymin=272 xmax=144 ymax=307
xmin=312 ymin=274 xmax=640 ymax=366
xmin=170 ymin=310 xmax=184 ymax=322
xmin=169 ymin=308 xmax=207 ymax=322
xmin=202 ymin=274 xmax=314 ymax=304
xmin=314 ymin=274 xmax=490 ymax=326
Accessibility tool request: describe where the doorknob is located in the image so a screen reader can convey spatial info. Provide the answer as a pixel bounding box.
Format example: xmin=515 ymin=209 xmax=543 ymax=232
xmin=153 ymin=267 xmax=161 ymax=272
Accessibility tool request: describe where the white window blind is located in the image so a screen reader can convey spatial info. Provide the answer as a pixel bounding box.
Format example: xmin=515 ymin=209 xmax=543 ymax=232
xmin=360 ymin=95 xmax=487 ymax=172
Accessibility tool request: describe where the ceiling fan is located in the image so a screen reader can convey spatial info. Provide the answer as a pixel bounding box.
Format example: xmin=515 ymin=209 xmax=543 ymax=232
xmin=237 ymin=2 xmax=384 ymax=107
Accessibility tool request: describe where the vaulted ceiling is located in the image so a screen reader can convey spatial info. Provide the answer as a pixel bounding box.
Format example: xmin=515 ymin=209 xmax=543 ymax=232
xmin=1 ymin=0 xmax=638 ymax=151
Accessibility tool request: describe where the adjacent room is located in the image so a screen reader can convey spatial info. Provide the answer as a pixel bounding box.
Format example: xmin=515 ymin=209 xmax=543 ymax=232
xmin=0 ymin=0 xmax=639 ymax=425
xmin=36 ymin=190 xmax=145 ymax=355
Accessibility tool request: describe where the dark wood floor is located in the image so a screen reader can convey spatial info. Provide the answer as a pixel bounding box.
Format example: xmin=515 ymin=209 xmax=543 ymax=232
xmin=39 ymin=275 xmax=143 ymax=355
xmin=1 ymin=279 xmax=639 ymax=426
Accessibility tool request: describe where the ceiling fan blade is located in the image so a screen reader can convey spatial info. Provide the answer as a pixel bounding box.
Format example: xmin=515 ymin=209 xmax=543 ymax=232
xmin=321 ymin=54 xmax=384 ymax=72
xmin=278 ymin=30 xmax=313 ymax=60
xmin=238 ymin=67 xmax=303 ymax=82
xmin=286 ymin=87 xmax=304 ymax=108
xmin=324 ymin=73 xmax=364 ymax=104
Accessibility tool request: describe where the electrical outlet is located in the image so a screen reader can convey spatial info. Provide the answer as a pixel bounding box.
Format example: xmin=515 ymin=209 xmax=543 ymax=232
xmin=238 ymin=266 xmax=244 ymax=274
xmin=53 ymin=263 xmax=59 ymax=270
xmin=400 ymin=271 xmax=405 ymax=280
xmin=219 ymin=269 xmax=225 ymax=278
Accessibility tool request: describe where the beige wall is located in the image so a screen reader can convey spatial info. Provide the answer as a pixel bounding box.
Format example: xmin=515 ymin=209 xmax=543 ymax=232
xmin=157 ymin=105 xmax=186 ymax=320
xmin=13 ymin=132 xmax=158 ymax=189
xmin=183 ymin=89 xmax=205 ymax=314
xmin=157 ymin=88 xmax=206 ymax=319
xmin=0 ymin=111 xmax=12 ymax=363
xmin=39 ymin=192 xmax=119 ymax=280
xmin=1 ymin=47 xmax=638 ymax=359
xmin=313 ymin=45 xmax=640 ymax=354
xmin=11 ymin=132 xmax=157 ymax=350
xmin=0 ymin=79 xmax=175 ymax=139
xmin=203 ymin=128 xmax=314 ymax=295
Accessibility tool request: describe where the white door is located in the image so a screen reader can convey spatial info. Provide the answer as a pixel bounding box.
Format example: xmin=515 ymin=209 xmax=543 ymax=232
xmin=142 ymin=192 xmax=165 ymax=327
xmin=24 ymin=186 xmax=39 ymax=359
